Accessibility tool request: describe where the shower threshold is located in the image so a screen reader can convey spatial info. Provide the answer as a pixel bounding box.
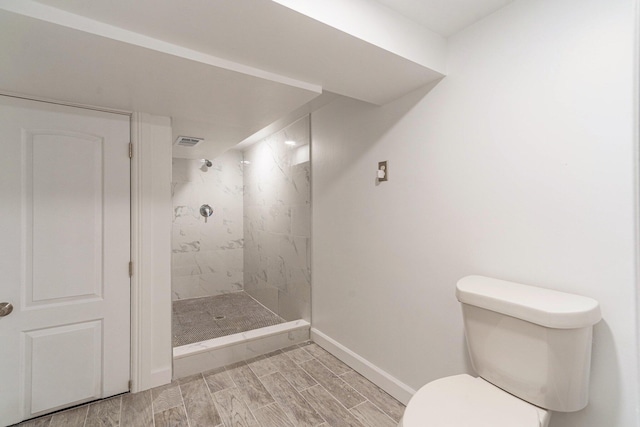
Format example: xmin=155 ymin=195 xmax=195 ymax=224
xmin=173 ymin=319 xmax=310 ymax=379
xmin=171 ymin=291 xmax=310 ymax=379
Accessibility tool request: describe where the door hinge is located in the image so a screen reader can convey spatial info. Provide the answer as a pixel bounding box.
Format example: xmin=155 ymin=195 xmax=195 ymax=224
xmin=128 ymin=142 xmax=133 ymax=159
xmin=129 ymin=261 xmax=133 ymax=277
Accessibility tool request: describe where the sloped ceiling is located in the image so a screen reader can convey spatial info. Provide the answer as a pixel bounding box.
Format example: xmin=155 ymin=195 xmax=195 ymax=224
xmin=0 ymin=0 xmax=513 ymax=157
xmin=29 ymin=0 xmax=447 ymax=105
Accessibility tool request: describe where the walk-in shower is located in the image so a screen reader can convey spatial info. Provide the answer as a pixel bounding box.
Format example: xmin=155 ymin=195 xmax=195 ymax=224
xmin=170 ymin=116 xmax=311 ymax=377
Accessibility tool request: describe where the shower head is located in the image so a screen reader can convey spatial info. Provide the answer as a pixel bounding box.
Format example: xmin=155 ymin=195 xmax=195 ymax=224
xmin=202 ymin=159 xmax=212 ymax=168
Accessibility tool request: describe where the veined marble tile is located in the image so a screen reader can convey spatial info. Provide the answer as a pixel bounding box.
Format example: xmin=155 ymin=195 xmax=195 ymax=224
xmin=172 ymin=158 xmax=206 ymax=183
xmin=245 ymin=283 xmax=279 ymax=315
xmin=222 ymin=248 xmax=244 ymax=272
xmin=173 ymin=117 xmax=311 ymax=314
xmin=193 ymin=250 xmax=226 ymax=274
xmin=172 ymin=226 xmax=201 ymax=254
xmin=172 ymin=149 xmax=244 ymax=301
xmin=266 ymin=205 xmax=292 ymax=234
xmin=275 ymin=166 xmax=310 ymax=208
xmin=173 ymin=205 xmax=200 ymax=226
xmin=291 ymin=204 xmax=311 ymax=238
xmin=199 ymin=226 xmax=239 ymax=251
xmin=172 ymin=182 xmax=200 ymax=206
xmin=172 ymin=265 xmax=203 ymax=278
xmin=172 ymin=272 xmax=242 ymax=301
xmin=172 ymin=251 xmax=198 ymax=268
xmin=242 ymin=116 xmax=311 ymax=320
xmin=292 ymin=164 xmax=311 ymax=203
xmin=172 ymin=276 xmax=200 ymax=300
xmin=278 ymin=281 xmax=311 ymax=322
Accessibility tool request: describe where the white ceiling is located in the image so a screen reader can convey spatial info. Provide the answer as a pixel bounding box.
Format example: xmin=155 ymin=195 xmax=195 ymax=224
xmin=374 ymin=0 xmax=514 ymax=37
xmin=0 ymin=0 xmax=514 ymax=156
xmin=30 ymin=0 xmax=445 ymax=105
xmin=0 ymin=8 xmax=321 ymax=159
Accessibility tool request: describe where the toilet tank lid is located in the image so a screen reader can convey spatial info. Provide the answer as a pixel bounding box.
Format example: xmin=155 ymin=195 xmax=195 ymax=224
xmin=456 ymin=276 xmax=601 ymax=329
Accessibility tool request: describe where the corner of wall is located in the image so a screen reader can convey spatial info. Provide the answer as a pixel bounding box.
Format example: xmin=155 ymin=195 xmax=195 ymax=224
xmin=633 ymin=0 xmax=640 ymax=422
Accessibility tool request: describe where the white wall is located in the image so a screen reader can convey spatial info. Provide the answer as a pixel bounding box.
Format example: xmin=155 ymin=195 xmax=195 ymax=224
xmin=311 ymin=0 xmax=639 ymax=426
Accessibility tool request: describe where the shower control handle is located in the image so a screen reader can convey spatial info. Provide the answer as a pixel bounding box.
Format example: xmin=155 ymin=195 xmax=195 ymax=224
xmin=200 ymin=204 xmax=213 ymax=223
xmin=0 ymin=302 xmax=13 ymax=317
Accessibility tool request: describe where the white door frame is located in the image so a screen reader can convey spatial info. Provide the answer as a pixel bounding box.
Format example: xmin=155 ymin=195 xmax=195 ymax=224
xmin=130 ymin=112 xmax=173 ymax=392
xmin=0 ymin=92 xmax=174 ymax=394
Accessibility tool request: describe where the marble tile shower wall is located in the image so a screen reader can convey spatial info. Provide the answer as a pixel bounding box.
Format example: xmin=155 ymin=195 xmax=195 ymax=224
xmin=172 ymin=151 xmax=244 ymax=301
xmin=243 ymin=116 xmax=311 ymax=322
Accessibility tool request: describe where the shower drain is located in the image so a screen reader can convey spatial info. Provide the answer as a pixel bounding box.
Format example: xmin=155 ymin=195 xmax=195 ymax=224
xmin=213 ymin=315 xmax=226 ymax=320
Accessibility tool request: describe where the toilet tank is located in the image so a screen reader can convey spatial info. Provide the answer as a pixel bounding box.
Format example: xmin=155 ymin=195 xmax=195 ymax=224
xmin=456 ymin=276 xmax=601 ymax=412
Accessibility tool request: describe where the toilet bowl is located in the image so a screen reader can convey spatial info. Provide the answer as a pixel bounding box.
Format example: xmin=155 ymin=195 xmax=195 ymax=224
xmin=399 ymin=275 xmax=601 ymax=427
xmin=399 ymin=374 xmax=550 ymax=427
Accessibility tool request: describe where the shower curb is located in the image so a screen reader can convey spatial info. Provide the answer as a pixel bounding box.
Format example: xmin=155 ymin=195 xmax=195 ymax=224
xmin=172 ymin=319 xmax=310 ymax=379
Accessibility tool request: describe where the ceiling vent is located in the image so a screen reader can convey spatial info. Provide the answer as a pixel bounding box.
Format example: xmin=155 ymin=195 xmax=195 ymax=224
xmin=174 ymin=136 xmax=204 ymax=147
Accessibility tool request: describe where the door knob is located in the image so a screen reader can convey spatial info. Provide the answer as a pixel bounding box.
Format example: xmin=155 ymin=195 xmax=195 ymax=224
xmin=0 ymin=302 xmax=13 ymax=317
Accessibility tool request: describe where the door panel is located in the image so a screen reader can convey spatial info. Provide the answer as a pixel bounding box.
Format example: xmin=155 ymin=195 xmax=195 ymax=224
xmin=28 ymin=130 xmax=104 ymax=303
xmin=26 ymin=321 xmax=102 ymax=414
xmin=0 ymin=96 xmax=131 ymax=426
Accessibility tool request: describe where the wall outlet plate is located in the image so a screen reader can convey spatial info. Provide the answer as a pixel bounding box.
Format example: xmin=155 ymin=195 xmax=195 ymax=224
xmin=378 ymin=161 xmax=388 ymax=181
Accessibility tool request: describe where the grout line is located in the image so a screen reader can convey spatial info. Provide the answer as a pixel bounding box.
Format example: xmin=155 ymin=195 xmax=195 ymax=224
xmin=200 ymin=372 xmax=229 ymax=427
xmin=225 ymin=372 xmax=263 ymax=427
xmin=304 ymin=352 xmax=346 ymax=377
xmin=360 ymin=398 xmax=399 ymax=426
xmin=211 ymin=385 xmax=238 ymax=396
xmin=293 ymin=383 xmax=331 ymax=427
xmin=296 ymin=357 xmax=365 ymax=409
xmin=223 ymin=362 xmax=242 ymax=386
xmin=349 ymin=400 xmax=397 ymax=427
xmin=150 ymin=390 xmax=156 ymax=427
xmin=118 ymin=396 xmax=123 ymax=427
xmin=248 ymin=399 xmax=276 ymax=412
xmin=375 ymin=399 xmax=400 ymax=424
xmin=242 ymin=291 xmax=286 ymax=322
xmin=242 ymin=400 xmax=263 ymax=426
xmin=290 ymin=342 xmax=315 ymax=361
xmin=258 ymin=372 xmax=319 ymax=427
xmin=272 ymin=353 xmax=327 ymax=424
xmin=339 ymin=372 xmax=402 ymax=423
xmin=176 ymin=382 xmax=192 ymax=427
xmin=244 ymin=356 xmax=271 ymax=379
xmin=81 ymin=404 xmax=89 ymax=427
xmin=315 ymin=383 xmax=369 ymax=427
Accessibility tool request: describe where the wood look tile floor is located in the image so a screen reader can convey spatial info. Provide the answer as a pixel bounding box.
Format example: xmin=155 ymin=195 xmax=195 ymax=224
xmin=16 ymin=342 xmax=404 ymax=427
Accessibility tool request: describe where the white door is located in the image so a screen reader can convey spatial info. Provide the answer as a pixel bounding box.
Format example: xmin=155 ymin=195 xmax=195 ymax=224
xmin=0 ymin=96 xmax=131 ymax=426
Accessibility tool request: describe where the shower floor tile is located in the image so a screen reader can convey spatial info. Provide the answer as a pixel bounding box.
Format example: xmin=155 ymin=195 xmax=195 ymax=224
xmin=172 ymin=291 xmax=285 ymax=347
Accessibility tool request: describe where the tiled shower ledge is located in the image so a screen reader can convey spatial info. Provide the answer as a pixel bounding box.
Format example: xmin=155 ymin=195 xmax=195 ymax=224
xmin=173 ymin=319 xmax=310 ymax=379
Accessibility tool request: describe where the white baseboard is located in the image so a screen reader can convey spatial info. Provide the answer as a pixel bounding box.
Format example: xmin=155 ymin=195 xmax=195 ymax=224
xmin=310 ymin=328 xmax=416 ymax=404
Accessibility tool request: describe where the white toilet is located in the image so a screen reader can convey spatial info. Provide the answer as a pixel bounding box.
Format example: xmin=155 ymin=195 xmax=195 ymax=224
xmin=400 ymin=275 xmax=601 ymax=427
